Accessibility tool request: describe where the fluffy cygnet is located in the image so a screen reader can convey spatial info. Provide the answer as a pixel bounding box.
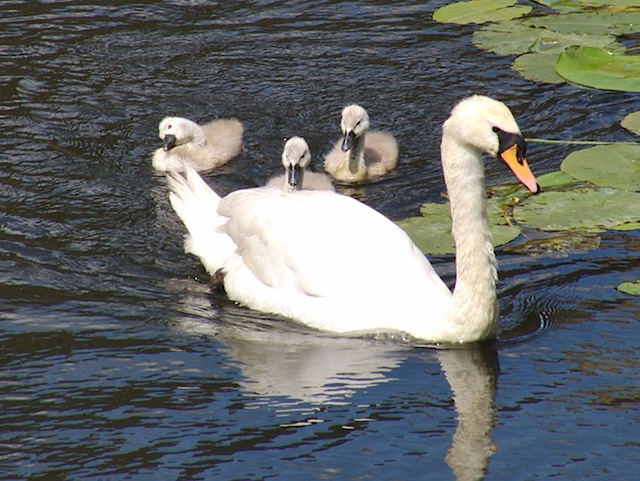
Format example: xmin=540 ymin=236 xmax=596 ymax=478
xmin=323 ymin=104 xmax=398 ymax=183
xmin=152 ymin=116 xmax=243 ymax=172
xmin=267 ymin=137 xmax=335 ymax=192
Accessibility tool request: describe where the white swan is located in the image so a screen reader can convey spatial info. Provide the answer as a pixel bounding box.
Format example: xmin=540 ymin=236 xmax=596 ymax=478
xmin=167 ymin=96 xmax=539 ymax=343
xmin=267 ymin=137 xmax=335 ymax=192
xmin=152 ymin=116 xmax=243 ymax=172
xmin=323 ymin=104 xmax=399 ymax=183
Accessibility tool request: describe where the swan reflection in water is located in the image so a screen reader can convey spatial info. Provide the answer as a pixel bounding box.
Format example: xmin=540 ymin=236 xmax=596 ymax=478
xmin=176 ymin=312 xmax=499 ymax=481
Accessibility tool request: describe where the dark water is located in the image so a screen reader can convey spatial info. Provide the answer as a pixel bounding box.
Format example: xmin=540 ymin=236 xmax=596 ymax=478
xmin=1 ymin=1 xmax=639 ymax=480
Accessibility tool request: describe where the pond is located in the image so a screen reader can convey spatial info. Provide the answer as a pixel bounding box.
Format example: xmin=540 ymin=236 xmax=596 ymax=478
xmin=1 ymin=1 xmax=638 ymax=480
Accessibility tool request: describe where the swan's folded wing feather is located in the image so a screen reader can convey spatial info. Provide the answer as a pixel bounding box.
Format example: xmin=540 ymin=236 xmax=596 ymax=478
xmin=167 ymin=169 xmax=236 ymax=274
xmin=219 ymin=188 xmax=447 ymax=299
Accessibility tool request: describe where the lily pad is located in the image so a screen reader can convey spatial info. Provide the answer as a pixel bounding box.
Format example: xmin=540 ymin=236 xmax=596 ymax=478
xmin=621 ymin=111 xmax=640 ymax=136
xmin=556 ymin=46 xmax=640 ymax=92
xmin=561 ymin=144 xmax=640 ymax=191
xmin=522 ymin=11 xmax=640 ymax=36
xmin=617 ymin=280 xmax=640 ymax=295
xmin=433 ymin=0 xmax=532 ymax=25
xmin=514 ymin=186 xmax=640 ymax=232
xmin=537 ymin=170 xmax=579 ymax=188
xmin=397 ymin=197 xmax=522 ymax=255
xmin=534 ymin=0 xmax=584 ymax=12
xmin=473 ymin=21 xmax=619 ymax=56
xmin=505 ymin=231 xmax=601 ymax=256
xmin=579 ymin=0 xmax=640 ymax=7
xmin=513 ymin=52 xmax=566 ymax=84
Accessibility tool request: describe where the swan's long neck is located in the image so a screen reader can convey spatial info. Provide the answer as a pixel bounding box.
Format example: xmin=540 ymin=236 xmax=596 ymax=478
xmin=441 ymin=134 xmax=499 ymax=341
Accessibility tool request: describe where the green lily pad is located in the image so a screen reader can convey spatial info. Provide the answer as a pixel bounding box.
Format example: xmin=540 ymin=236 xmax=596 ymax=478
xmin=473 ymin=21 xmax=619 ymax=56
xmin=561 ymin=144 xmax=640 ymax=191
xmin=556 ymin=46 xmax=640 ymax=92
xmin=397 ymin=196 xmax=522 ymax=255
xmin=505 ymin=231 xmax=601 ymax=256
xmin=613 ymin=221 xmax=640 ymax=231
xmin=522 ymin=11 xmax=640 ymax=36
xmin=433 ymin=0 xmax=532 ymax=25
xmin=534 ymin=0 xmax=584 ymax=12
xmin=514 ymin=186 xmax=640 ymax=232
xmin=579 ymin=0 xmax=640 ymax=7
xmin=617 ymin=280 xmax=640 ymax=295
xmin=397 ymin=204 xmax=455 ymax=255
xmin=537 ymin=170 xmax=579 ymax=188
xmin=513 ymin=52 xmax=567 ymax=84
xmin=621 ymin=111 xmax=640 ymax=136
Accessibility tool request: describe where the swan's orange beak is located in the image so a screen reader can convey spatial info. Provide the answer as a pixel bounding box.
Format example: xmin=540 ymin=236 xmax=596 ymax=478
xmin=500 ymin=144 xmax=539 ymax=193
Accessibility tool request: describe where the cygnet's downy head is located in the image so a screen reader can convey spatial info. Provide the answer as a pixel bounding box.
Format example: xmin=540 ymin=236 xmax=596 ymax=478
xmin=340 ymin=104 xmax=370 ymax=152
xmin=158 ymin=117 xmax=203 ymax=151
xmin=281 ymin=136 xmax=312 ymax=190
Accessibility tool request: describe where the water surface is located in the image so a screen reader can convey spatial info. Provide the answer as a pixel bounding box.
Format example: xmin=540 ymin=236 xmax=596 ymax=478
xmin=1 ymin=2 xmax=639 ymax=480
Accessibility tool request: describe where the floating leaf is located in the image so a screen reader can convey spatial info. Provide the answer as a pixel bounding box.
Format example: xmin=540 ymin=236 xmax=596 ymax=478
xmin=537 ymin=170 xmax=579 ymax=188
xmin=433 ymin=0 xmax=532 ymax=25
xmin=522 ymin=11 xmax=640 ymax=36
xmin=617 ymin=280 xmax=640 ymax=295
xmin=561 ymin=144 xmax=640 ymax=191
xmin=398 ymin=196 xmax=522 ymax=255
xmin=513 ymin=52 xmax=566 ymax=84
xmin=505 ymin=231 xmax=601 ymax=256
xmin=556 ymin=46 xmax=640 ymax=92
xmin=534 ymin=0 xmax=584 ymax=12
xmin=613 ymin=221 xmax=640 ymax=231
xmin=621 ymin=111 xmax=640 ymax=136
xmin=397 ymin=206 xmax=455 ymax=255
xmin=579 ymin=0 xmax=640 ymax=7
xmin=473 ymin=21 xmax=619 ymax=56
xmin=514 ymin=187 xmax=640 ymax=232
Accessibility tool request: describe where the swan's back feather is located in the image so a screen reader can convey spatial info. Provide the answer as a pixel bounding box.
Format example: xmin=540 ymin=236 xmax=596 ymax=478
xmin=167 ymin=169 xmax=235 ymax=275
xmin=218 ymin=187 xmax=452 ymax=333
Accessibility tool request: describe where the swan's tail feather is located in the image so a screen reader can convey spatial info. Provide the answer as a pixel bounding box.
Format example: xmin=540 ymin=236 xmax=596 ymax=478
xmin=167 ymin=167 xmax=235 ymax=276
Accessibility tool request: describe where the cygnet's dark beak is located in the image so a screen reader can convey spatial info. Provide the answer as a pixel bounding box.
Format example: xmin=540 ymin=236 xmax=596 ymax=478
xmin=163 ymin=134 xmax=177 ymax=151
xmin=286 ymin=164 xmax=304 ymax=190
xmin=341 ymin=131 xmax=356 ymax=152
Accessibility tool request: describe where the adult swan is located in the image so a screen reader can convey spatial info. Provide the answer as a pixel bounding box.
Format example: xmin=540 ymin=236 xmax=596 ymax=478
xmin=167 ymin=96 xmax=539 ymax=343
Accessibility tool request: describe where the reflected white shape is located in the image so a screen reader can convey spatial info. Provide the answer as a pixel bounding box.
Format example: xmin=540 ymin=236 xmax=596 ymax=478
xmin=175 ymin=315 xmax=499 ymax=479
xmin=178 ymin=317 xmax=403 ymax=405
xmin=439 ymin=346 xmax=499 ymax=481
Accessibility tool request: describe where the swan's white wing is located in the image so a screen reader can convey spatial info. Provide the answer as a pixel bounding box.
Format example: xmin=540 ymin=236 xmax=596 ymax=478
xmin=219 ymin=188 xmax=449 ymax=300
